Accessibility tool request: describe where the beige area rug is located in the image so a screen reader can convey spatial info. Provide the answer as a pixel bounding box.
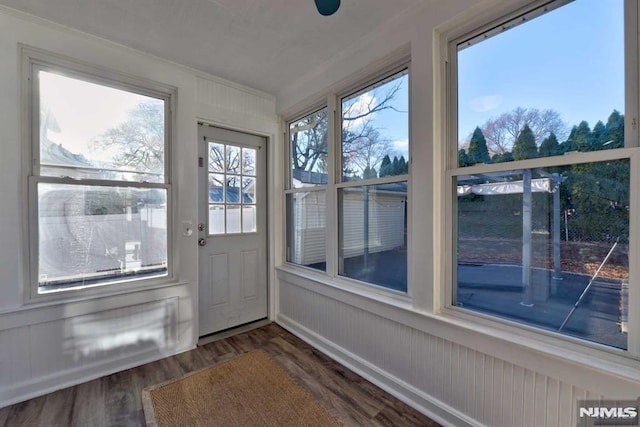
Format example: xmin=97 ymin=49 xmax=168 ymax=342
xmin=142 ymin=350 xmax=342 ymax=426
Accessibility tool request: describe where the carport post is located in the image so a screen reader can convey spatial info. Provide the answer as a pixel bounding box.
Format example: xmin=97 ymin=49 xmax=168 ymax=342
xmin=552 ymin=176 xmax=562 ymax=291
xmin=521 ymin=169 xmax=533 ymax=306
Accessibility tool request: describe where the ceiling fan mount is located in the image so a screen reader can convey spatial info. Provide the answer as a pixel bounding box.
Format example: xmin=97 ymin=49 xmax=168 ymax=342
xmin=314 ymin=0 xmax=340 ymax=16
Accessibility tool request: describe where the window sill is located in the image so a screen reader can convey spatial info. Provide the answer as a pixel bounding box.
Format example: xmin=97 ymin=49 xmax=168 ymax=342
xmin=437 ymin=306 xmax=640 ymax=384
xmin=13 ymin=278 xmax=188 ymax=315
xmin=276 ymin=263 xmax=413 ymax=311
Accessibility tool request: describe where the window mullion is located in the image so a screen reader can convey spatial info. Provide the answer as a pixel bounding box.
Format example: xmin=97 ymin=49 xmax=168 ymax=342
xmin=326 ymin=94 xmax=339 ymax=278
xmin=627 ymin=150 xmax=640 ymax=356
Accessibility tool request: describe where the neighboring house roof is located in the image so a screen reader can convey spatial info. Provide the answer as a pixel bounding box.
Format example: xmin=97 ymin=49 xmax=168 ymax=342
xmin=41 ymin=137 xmax=93 ymax=168
xmin=209 ymin=186 xmax=254 ymax=203
xmin=292 ymin=169 xmax=328 ymax=185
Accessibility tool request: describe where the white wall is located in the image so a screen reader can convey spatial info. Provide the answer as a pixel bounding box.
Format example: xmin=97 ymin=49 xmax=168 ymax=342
xmin=0 ymin=6 xmax=277 ymax=407
xmin=275 ymin=0 xmax=640 ymax=426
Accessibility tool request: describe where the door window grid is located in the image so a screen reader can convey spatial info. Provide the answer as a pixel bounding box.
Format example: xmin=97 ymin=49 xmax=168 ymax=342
xmin=208 ymin=141 xmax=257 ymax=235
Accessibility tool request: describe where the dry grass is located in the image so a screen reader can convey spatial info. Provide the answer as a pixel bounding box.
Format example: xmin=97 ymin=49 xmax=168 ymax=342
xmin=458 ymin=237 xmax=628 ymax=279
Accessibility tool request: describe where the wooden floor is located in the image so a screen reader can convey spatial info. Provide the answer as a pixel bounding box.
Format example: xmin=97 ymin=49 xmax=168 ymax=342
xmin=0 ymin=323 xmax=440 ymax=427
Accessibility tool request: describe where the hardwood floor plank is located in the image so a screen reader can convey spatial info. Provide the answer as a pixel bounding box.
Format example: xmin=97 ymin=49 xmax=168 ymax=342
xmin=0 ymin=323 xmax=440 ymax=427
xmin=37 ymin=386 xmax=75 ymax=427
xmin=70 ymin=378 xmax=105 ymax=427
xmin=2 ymin=395 xmax=45 ymax=427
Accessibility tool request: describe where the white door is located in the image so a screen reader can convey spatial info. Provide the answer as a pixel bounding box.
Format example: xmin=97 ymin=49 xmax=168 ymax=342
xmin=198 ymin=124 xmax=268 ymax=337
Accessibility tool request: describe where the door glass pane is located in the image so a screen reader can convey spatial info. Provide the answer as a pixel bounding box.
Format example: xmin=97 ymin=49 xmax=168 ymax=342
xmin=209 ymin=174 xmax=225 ymax=202
xmin=208 ymin=205 xmax=225 ymax=235
xmin=242 ymin=206 xmax=257 ymax=233
xmin=242 ymin=177 xmax=256 ymax=204
xmin=37 ymin=182 xmax=168 ymax=292
xmin=226 ymin=145 xmax=241 ymax=174
xmin=206 ymin=140 xmax=259 ymax=235
xmin=226 ymin=176 xmax=241 ymax=203
xmin=227 ymin=205 xmax=241 ymax=233
xmin=39 ymin=71 xmax=165 ymax=182
xmin=242 ymin=148 xmax=256 ymax=176
xmin=209 ymin=142 xmax=225 ymax=172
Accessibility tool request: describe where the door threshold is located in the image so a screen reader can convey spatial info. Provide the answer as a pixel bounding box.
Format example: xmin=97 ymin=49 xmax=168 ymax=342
xmin=197 ymin=318 xmax=271 ymax=346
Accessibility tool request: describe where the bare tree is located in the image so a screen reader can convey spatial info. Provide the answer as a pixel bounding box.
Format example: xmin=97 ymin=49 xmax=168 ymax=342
xmin=93 ymin=101 xmax=164 ymax=176
xmin=479 ymin=107 xmax=567 ymax=155
xmin=345 ymin=129 xmax=393 ymax=176
xmin=290 ymin=109 xmax=328 ymax=173
xmin=341 ymin=79 xmax=405 ymax=177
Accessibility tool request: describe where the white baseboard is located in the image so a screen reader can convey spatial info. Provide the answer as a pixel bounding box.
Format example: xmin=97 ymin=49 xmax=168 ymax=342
xmin=276 ymin=314 xmax=482 ymax=427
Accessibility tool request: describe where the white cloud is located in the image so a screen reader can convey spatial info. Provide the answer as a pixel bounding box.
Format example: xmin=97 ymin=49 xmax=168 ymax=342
xmin=343 ymin=92 xmax=376 ymax=129
xmin=469 ymin=95 xmax=503 ymax=112
xmin=392 ymin=138 xmax=409 ymax=155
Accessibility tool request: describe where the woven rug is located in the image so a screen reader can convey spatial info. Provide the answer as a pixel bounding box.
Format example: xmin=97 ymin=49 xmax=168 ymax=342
xmin=142 ymin=350 xmax=342 ymax=426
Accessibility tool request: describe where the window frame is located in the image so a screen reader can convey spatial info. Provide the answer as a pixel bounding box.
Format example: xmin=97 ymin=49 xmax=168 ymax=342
xmin=336 ymin=66 xmax=411 ymax=292
xmin=439 ymin=0 xmax=640 ymax=357
xmin=283 ymin=61 xmax=412 ymax=298
xmin=22 ymin=46 xmax=177 ymax=303
xmin=284 ymin=105 xmax=331 ymax=271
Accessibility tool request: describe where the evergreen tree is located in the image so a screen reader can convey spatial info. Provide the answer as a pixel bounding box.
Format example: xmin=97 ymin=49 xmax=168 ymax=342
xmin=592 ymin=120 xmax=607 ymax=147
xmin=379 ymin=155 xmax=392 ymax=177
xmin=397 ymin=156 xmax=408 ymax=174
xmin=363 ymin=166 xmax=378 ymax=179
xmin=458 ymin=149 xmax=469 ymax=167
xmin=491 ymin=151 xmax=513 ymax=163
xmin=392 ymin=156 xmax=400 ymax=174
xmin=606 ymin=110 xmax=624 ymax=149
xmin=565 ymin=121 xmax=592 ymax=152
xmin=538 ymin=132 xmax=560 ymax=157
xmin=467 ymin=127 xmax=490 ymax=165
xmin=512 ymin=124 xmax=537 ymax=160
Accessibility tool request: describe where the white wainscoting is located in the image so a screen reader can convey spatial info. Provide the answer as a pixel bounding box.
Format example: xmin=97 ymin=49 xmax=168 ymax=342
xmin=0 ymin=295 xmax=181 ymax=407
xmin=275 ymin=270 xmax=634 ymax=427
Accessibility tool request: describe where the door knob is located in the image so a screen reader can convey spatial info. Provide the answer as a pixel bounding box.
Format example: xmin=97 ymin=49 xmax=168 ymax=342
xmin=198 ymin=238 xmax=207 ymax=247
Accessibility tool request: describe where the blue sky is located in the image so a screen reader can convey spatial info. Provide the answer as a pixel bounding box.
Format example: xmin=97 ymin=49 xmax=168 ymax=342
xmin=457 ymin=0 xmax=624 ymax=143
xmin=347 ymin=73 xmax=409 ymax=160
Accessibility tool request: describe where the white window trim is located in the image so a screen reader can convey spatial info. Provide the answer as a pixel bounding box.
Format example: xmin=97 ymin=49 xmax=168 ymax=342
xmin=284 ymin=61 xmax=412 ymax=298
xmin=435 ymin=0 xmax=640 ymax=359
xmin=21 ymin=45 xmax=178 ymax=304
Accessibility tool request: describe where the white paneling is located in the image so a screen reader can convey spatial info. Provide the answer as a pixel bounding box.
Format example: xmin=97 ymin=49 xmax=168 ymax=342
xmin=0 ymin=327 xmax=31 ymax=387
xmin=277 ymin=275 xmax=640 ymax=427
xmin=241 ymin=249 xmax=259 ymax=299
xmin=196 ymin=77 xmax=274 ymax=121
xmin=209 ymin=253 xmax=229 ymax=307
xmin=0 ymin=298 xmax=178 ymax=407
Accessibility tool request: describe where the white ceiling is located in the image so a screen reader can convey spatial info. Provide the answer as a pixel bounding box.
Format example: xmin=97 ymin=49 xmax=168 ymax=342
xmin=0 ymin=0 xmax=425 ymax=96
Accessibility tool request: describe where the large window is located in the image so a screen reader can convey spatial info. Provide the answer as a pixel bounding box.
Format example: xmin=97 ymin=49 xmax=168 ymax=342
xmin=338 ymin=71 xmax=409 ymax=291
xmin=448 ymin=0 xmax=635 ymax=350
xmin=285 ymin=67 xmax=410 ymax=293
xmin=27 ymin=52 xmax=172 ymax=297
